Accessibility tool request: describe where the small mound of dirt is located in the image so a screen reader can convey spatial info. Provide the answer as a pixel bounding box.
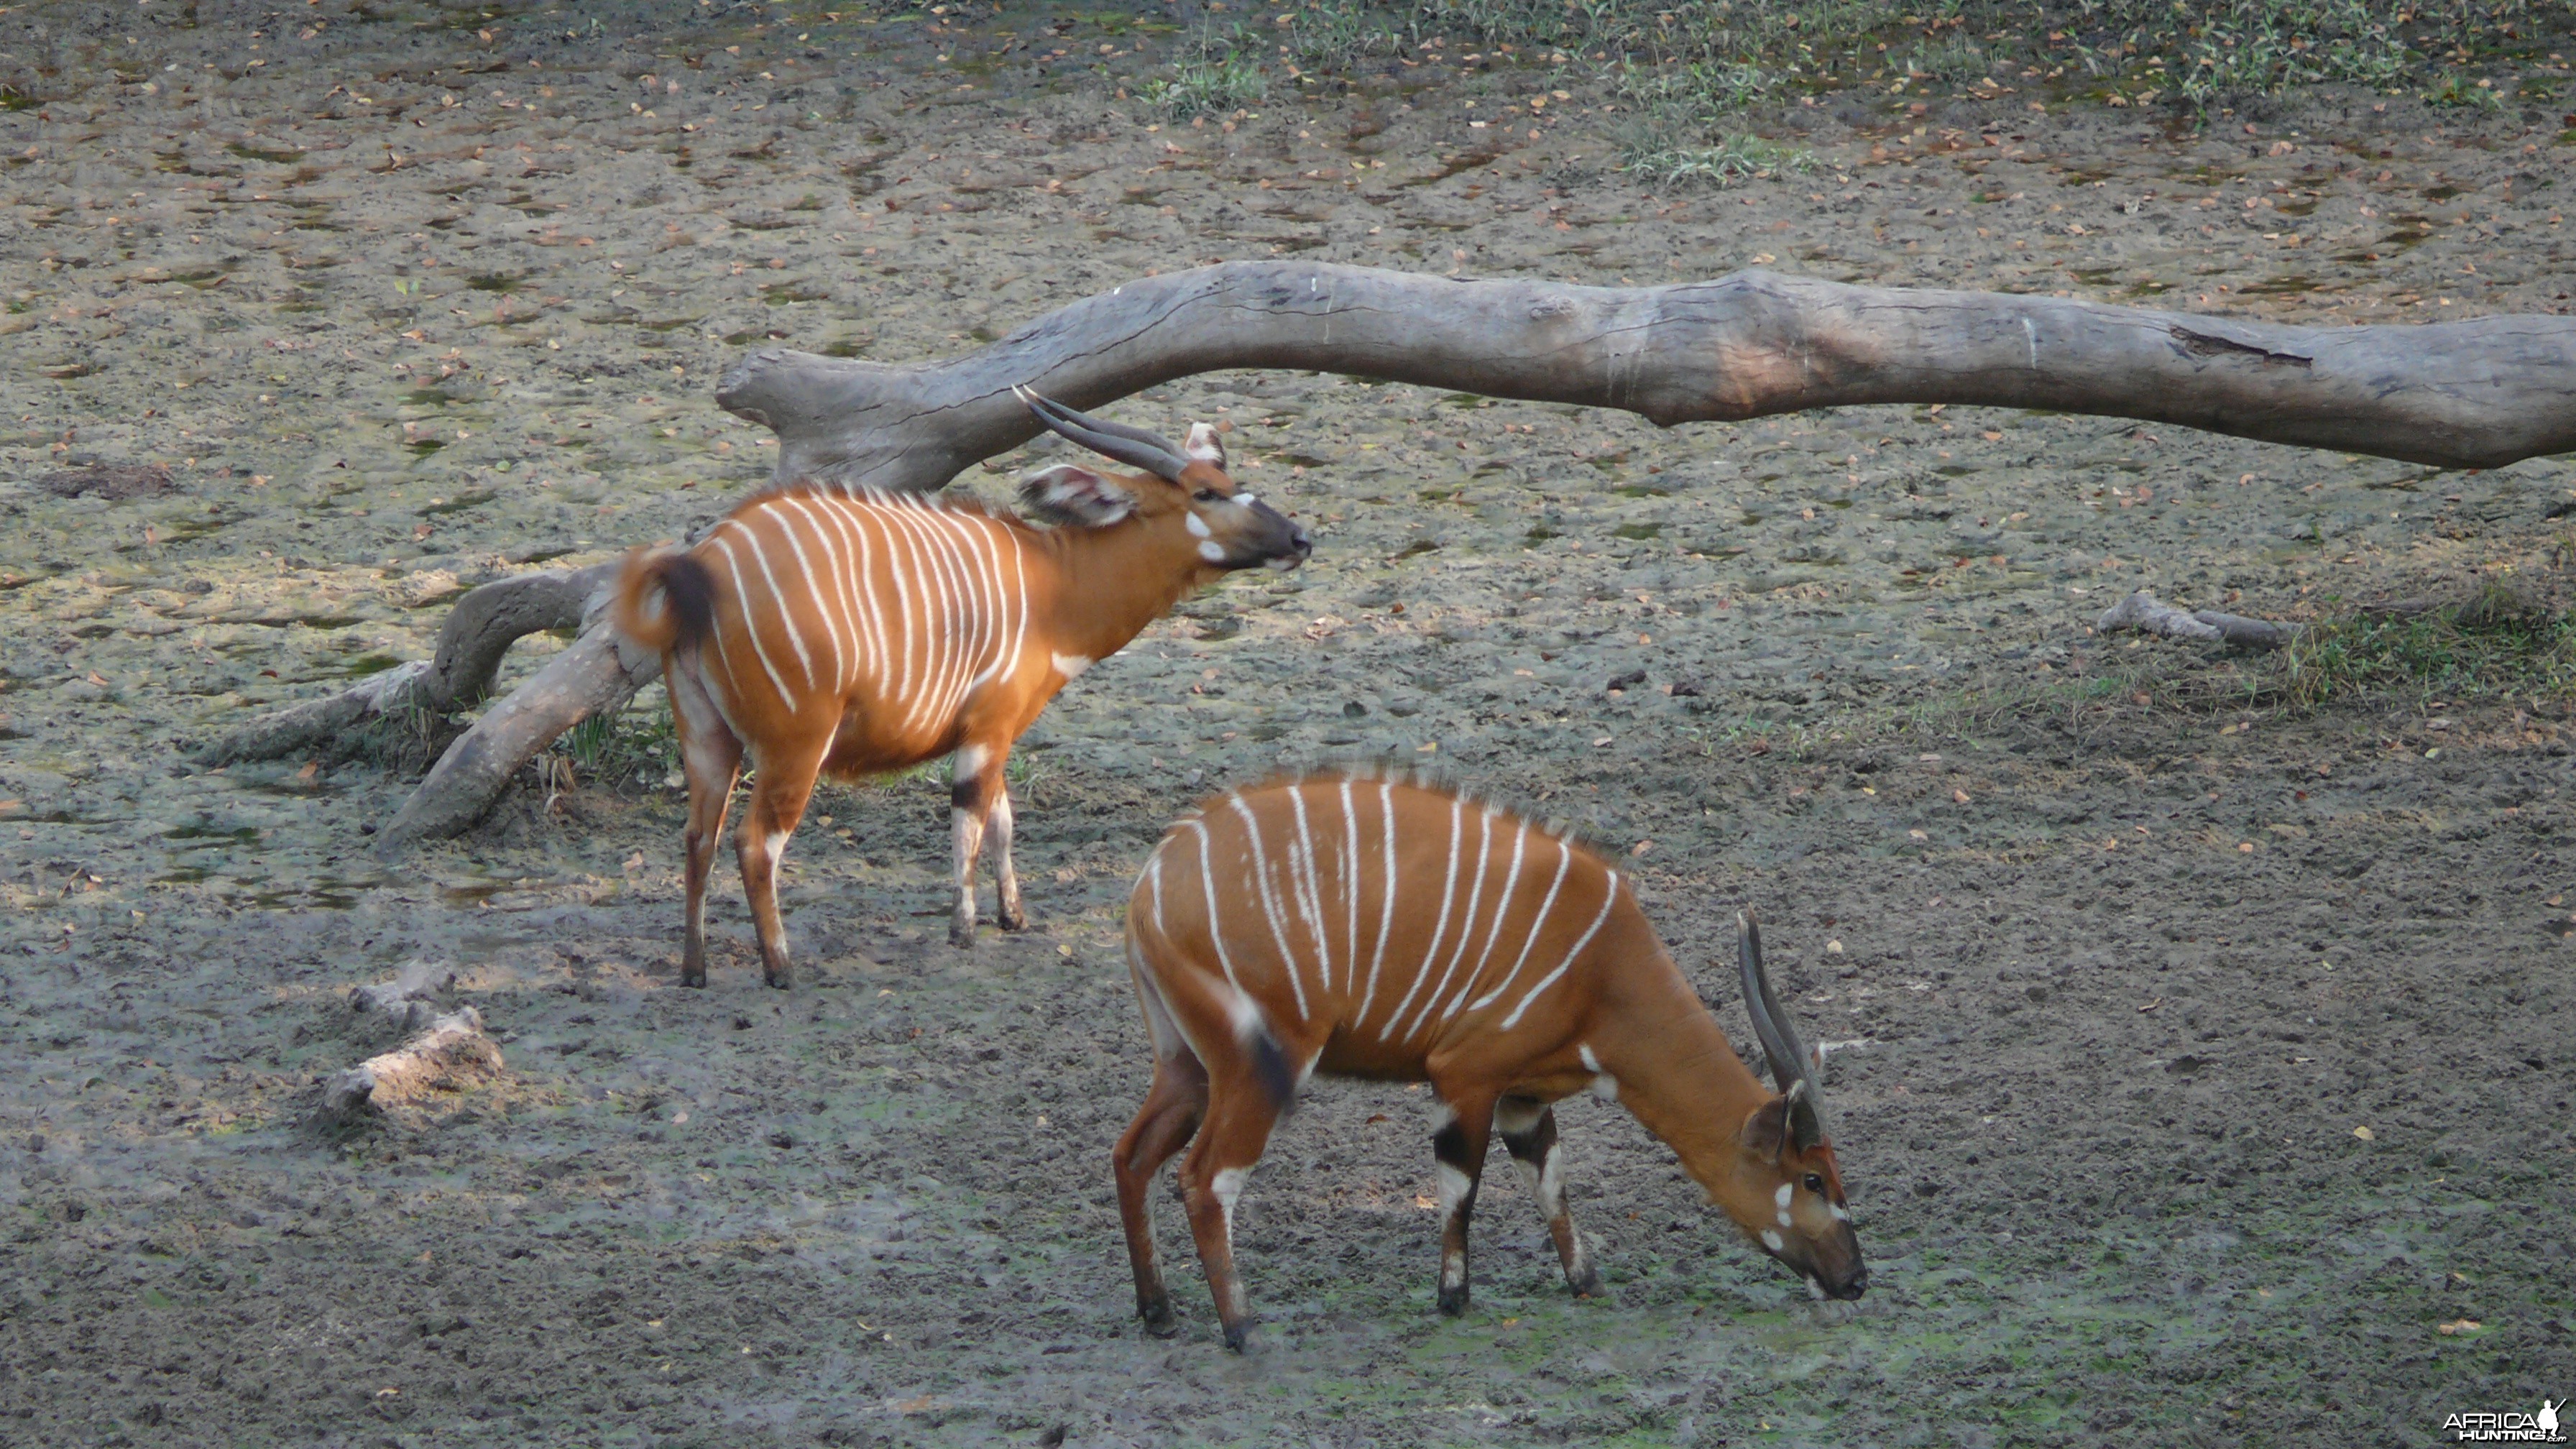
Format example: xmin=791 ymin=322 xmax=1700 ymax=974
xmin=37 ymin=462 xmax=178 ymax=500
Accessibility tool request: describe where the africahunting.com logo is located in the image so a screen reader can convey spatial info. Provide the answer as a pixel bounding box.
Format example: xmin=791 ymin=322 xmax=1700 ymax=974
xmin=2445 ymin=1398 xmax=2566 ymax=1444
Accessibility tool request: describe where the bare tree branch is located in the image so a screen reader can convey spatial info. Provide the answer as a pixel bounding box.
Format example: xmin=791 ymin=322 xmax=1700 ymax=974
xmin=718 ymin=262 xmax=2576 ymax=486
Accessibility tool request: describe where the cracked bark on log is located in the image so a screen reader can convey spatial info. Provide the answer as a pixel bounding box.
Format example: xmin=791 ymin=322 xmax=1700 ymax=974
xmin=331 ymin=262 xmax=2571 ymax=847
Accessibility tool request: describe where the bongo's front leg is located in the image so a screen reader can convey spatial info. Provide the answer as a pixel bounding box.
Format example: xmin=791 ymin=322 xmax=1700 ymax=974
xmin=946 ymin=739 xmax=1011 ymax=947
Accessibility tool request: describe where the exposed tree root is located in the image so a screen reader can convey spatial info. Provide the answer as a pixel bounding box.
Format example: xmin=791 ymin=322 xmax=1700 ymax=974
xmin=199 ymin=562 xmax=624 ymax=768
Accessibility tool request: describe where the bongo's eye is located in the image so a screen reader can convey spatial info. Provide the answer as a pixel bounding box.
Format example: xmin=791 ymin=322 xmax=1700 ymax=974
xmin=1193 ymin=487 xmax=1222 ymax=502
xmin=1803 ymin=1174 xmax=1825 ymax=1195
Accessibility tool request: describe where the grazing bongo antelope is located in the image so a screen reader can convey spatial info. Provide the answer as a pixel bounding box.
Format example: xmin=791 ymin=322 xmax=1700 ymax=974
xmin=1116 ymin=769 xmax=1865 ymax=1349
xmin=613 ymin=389 xmax=1311 ymax=985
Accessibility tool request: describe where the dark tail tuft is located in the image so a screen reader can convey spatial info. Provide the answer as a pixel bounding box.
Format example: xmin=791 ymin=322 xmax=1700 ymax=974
xmin=612 ymin=546 xmax=717 ymax=655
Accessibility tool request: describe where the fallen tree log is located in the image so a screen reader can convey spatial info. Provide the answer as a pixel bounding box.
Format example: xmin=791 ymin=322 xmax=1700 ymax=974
xmin=376 ymin=625 xmax=659 ymax=852
xmin=2097 ymin=590 xmax=2297 ymax=650
xmin=318 ymin=1006 xmax=502 ymax=1124
xmin=719 ymin=262 xmax=2576 ymax=487
xmin=322 ymin=262 xmax=2572 ymax=847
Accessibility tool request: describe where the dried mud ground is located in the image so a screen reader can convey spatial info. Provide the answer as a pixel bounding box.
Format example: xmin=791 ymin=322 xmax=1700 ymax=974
xmin=4 ymin=2 xmax=2576 ymax=1445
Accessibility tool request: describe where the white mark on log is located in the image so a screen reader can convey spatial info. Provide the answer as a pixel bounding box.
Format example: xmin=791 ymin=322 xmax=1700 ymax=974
xmin=2023 ymin=316 xmax=2038 ymax=369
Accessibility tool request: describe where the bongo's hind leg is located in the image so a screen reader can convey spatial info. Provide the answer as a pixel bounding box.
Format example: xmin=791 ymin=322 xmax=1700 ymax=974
xmin=1175 ymin=1067 xmax=1292 ymax=1352
xmin=1112 ymin=1049 xmax=1208 ymax=1337
xmin=737 ymin=730 xmax=829 ymax=990
xmin=668 ymin=665 xmax=742 ymax=989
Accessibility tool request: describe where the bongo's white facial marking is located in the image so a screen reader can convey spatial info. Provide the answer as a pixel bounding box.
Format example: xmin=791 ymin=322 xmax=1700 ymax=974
xmin=1760 ymin=1228 xmax=1785 ymax=1254
xmin=1184 ymin=512 xmax=1213 ymax=539
xmin=1829 ymin=1202 xmax=1852 ymax=1223
xmin=1775 ymin=1182 xmax=1795 ymax=1227
xmin=1198 ymin=539 xmax=1226 ymax=562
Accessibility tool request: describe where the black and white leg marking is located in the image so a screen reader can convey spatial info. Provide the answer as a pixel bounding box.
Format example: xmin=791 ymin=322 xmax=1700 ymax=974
xmin=1430 ymin=1103 xmax=1492 ymax=1316
xmin=948 ymin=744 xmax=988 ymax=947
xmin=1497 ymin=1098 xmax=1604 ymax=1299
xmin=989 ymin=786 xmax=1026 ymax=930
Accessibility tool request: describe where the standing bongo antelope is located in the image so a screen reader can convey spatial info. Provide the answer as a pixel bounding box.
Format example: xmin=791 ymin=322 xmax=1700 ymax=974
xmin=612 ymin=388 xmax=1310 ymax=985
xmin=1115 ymin=769 xmax=1865 ymax=1349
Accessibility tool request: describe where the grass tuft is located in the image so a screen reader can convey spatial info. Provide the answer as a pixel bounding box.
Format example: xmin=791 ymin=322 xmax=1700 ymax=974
xmin=553 ymin=691 xmax=681 ymax=791
xmin=1257 ymin=0 xmax=2575 ymax=125
xmin=1621 ymin=133 xmax=1815 ymax=187
xmin=1280 ymin=0 xmax=1407 ymax=73
xmin=2277 ymin=585 xmax=2576 ymax=710
xmin=1139 ymin=27 xmax=1269 ymax=119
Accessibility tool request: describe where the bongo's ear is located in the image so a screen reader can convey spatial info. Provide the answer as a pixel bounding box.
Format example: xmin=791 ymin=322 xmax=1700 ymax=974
xmin=1017 ymin=463 xmax=1137 ymax=526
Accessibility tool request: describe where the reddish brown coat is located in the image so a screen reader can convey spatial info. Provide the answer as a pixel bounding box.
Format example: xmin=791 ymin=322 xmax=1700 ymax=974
xmin=614 ymin=421 xmax=1307 ymax=985
xmin=1114 ymin=770 xmax=1864 ymax=1348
